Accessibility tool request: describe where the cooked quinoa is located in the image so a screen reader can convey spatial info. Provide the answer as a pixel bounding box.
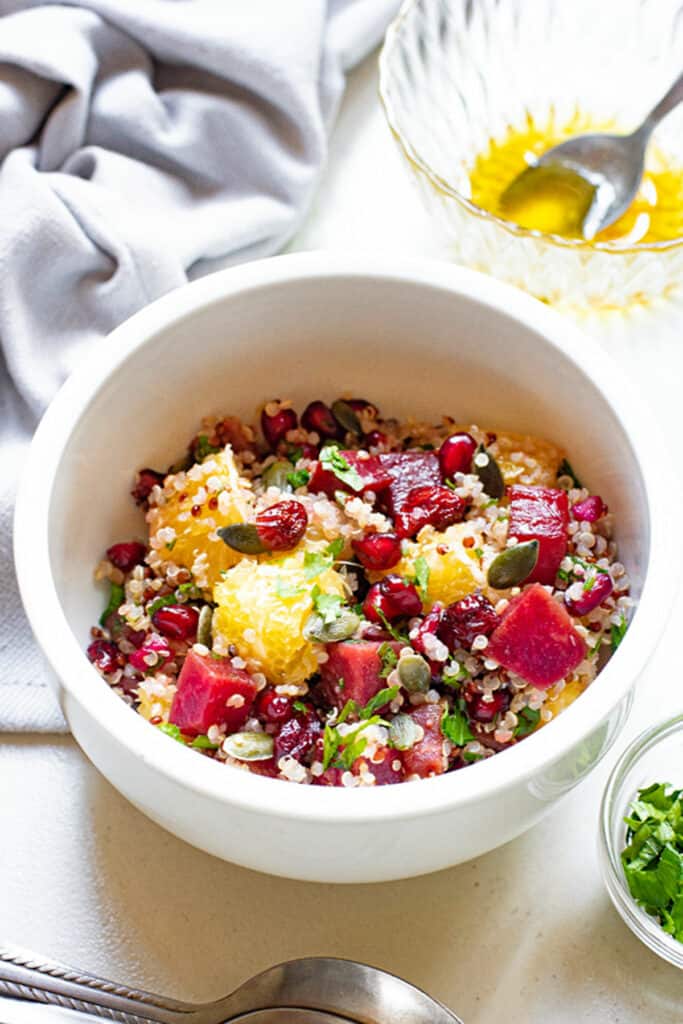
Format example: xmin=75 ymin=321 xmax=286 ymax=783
xmin=87 ymin=397 xmax=632 ymax=787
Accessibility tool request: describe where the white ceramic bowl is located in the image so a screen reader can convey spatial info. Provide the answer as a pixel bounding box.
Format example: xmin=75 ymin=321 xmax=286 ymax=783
xmin=15 ymin=253 xmax=671 ymax=883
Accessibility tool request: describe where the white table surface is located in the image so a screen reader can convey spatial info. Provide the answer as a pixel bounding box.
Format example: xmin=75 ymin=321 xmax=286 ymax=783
xmin=3 ymin=51 xmax=683 ymax=1024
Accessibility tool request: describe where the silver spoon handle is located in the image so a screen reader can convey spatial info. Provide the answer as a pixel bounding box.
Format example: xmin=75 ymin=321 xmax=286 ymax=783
xmin=0 ymin=946 xmax=196 ymax=1024
xmin=642 ymin=69 xmax=683 ymax=132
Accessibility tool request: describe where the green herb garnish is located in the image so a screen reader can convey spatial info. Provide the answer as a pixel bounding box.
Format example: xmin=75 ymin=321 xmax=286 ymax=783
xmin=360 ymin=685 xmax=399 ymax=719
xmin=413 ymin=556 xmax=430 ymax=595
xmin=190 ymin=734 xmax=219 ymax=749
xmin=611 ymin=614 xmax=628 ymax=652
xmin=147 ymin=593 xmax=177 ymax=616
xmin=311 ymin=585 xmax=344 ymax=625
xmin=99 ymin=581 xmax=125 ymax=626
xmin=194 ymin=434 xmax=222 ymax=461
xmin=275 ymin=575 xmax=306 ymax=598
xmin=303 ymin=538 xmax=344 ymax=581
xmin=558 ymin=458 xmax=583 ymax=489
xmin=319 ymin=445 xmax=363 ymax=492
xmin=158 ymin=722 xmax=185 ymax=743
xmin=441 ymin=706 xmax=474 ymax=746
xmin=287 ymin=468 xmax=310 ymax=489
xmin=376 ymin=608 xmax=410 ymax=644
xmin=622 ymin=782 xmax=683 ymax=942
xmin=287 ymin=445 xmax=304 ymax=465
xmin=292 ymin=700 xmax=308 ymax=714
xmin=442 ymin=664 xmax=469 ymax=688
xmin=378 ymin=642 xmax=398 ymax=678
xmin=514 ymin=706 xmax=540 ymax=738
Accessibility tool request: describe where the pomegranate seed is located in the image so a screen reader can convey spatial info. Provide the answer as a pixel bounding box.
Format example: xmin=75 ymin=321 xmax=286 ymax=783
xmin=152 ymin=604 xmax=199 ymax=641
xmin=572 ymin=495 xmax=608 ymax=522
xmin=363 ymin=575 xmax=422 ymax=623
xmin=464 ymin=685 xmax=511 ymax=724
xmin=129 ymin=634 xmax=172 ymax=672
xmin=191 ymin=504 xmax=201 ymax=517
xmin=565 ymin=572 xmax=614 ymax=616
xmin=395 ymin=485 xmax=468 ymax=539
xmin=365 ymin=429 xmax=388 ymax=448
xmin=301 ymin=401 xmax=341 ymax=439
xmin=352 ymin=532 xmax=402 ymax=571
xmin=87 ymin=639 xmax=120 ymax=674
xmin=439 ymin=594 xmax=499 ymax=651
xmin=106 ymin=541 xmax=147 ymax=573
xmin=411 ymin=603 xmax=444 ymax=656
xmin=131 ymin=468 xmax=164 ymax=505
xmin=261 ymin=404 xmax=298 ymax=449
xmin=257 ymin=690 xmax=293 ymax=724
xmin=256 ymin=500 xmax=308 ymax=550
xmin=439 ymin=432 xmax=477 ymax=479
xmin=274 ymin=715 xmax=322 ymax=762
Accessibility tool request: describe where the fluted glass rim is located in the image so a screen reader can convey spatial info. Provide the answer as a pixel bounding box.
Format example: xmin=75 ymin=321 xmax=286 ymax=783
xmin=378 ymin=0 xmax=683 ymax=256
xmin=598 ymin=713 xmax=683 ymax=969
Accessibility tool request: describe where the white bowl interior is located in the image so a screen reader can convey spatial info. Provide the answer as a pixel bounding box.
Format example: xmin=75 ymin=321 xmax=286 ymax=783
xmin=48 ymin=271 xmax=648 ymax=651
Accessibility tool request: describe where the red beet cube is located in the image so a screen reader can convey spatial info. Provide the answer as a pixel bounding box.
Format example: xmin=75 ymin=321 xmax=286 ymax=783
xmin=508 ymin=485 xmax=569 ymax=585
xmin=169 ymin=650 xmax=257 ymax=735
xmin=487 ymin=583 xmax=586 ymax=689
xmin=378 ymin=451 xmax=442 ymax=519
xmin=308 ymin=451 xmax=393 ymax=497
xmin=320 ymin=640 xmax=402 ymax=709
xmin=354 ymin=749 xmax=404 ymax=785
xmin=401 ymin=703 xmax=447 ymax=778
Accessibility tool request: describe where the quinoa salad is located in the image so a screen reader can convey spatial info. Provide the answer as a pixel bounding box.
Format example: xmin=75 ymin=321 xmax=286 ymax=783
xmin=87 ymin=397 xmax=632 ymax=787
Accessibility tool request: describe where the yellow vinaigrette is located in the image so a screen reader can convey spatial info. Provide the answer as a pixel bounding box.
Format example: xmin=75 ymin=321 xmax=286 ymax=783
xmin=469 ymin=115 xmax=683 ymax=244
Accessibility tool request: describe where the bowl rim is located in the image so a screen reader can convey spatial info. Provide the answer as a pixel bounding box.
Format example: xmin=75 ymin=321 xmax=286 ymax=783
xmin=378 ymin=0 xmax=683 ymax=256
xmin=14 ymin=251 xmax=674 ymax=824
xmin=599 ymin=713 xmax=683 ymax=969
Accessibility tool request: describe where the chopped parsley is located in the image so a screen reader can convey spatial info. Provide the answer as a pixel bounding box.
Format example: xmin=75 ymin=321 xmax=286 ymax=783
xmin=311 ymin=585 xmax=344 ymax=624
xmin=413 ymin=556 xmax=430 ymax=595
xmin=194 ymin=434 xmax=222 ymax=460
xmin=321 ymin=687 xmax=398 ymax=770
xmin=176 ymin=581 xmax=203 ymax=600
xmin=287 ymin=468 xmax=310 ymax=489
xmin=361 ymin=685 xmax=399 ymax=719
xmin=376 ymin=608 xmax=410 ymax=644
xmin=473 ymin=547 xmax=484 ymax=560
xmin=147 ymin=593 xmax=176 ymax=616
xmin=275 ymin=575 xmax=306 ymax=598
xmin=378 ymin=642 xmax=398 ymax=678
xmin=441 ymin=705 xmax=474 ymax=746
xmin=292 ymin=700 xmax=308 ymax=714
xmin=442 ymin=664 xmax=469 ymax=688
xmin=166 ymin=538 xmax=177 ymax=551
xmin=319 ymin=445 xmax=363 ymax=492
xmin=99 ymin=581 xmax=125 ymax=626
xmin=514 ymin=706 xmax=540 ymax=738
xmin=287 ymin=445 xmax=303 ymax=465
xmin=558 ymin=457 xmax=583 ymax=489
xmin=303 ymin=538 xmax=344 ymax=581
xmin=622 ymin=783 xmax=683 ymax=943
xmin=190 ymin=734 xmax=219 ymax=749
xmin=158 ymin=722 xmax=184 ymax=743
xmin=611 ymin=614 xmax=628 ymax=652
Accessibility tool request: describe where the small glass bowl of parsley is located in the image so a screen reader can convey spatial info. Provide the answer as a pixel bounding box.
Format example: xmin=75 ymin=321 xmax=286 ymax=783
xmin=599 ymin=713 xmax=683 ymax=968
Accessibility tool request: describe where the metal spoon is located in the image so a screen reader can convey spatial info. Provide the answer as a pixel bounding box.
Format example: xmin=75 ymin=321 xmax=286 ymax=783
xmin=502 ymin=70 xmax=683 ymax=240
xmin=0 ymin=946 xmax=463 ymax=1024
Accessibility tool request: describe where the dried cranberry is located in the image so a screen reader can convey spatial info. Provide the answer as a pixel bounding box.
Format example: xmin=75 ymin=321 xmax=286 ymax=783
xmin=261 ymin=404 xmax=298 ymax=449
xmin=274 ymin=715 xmax=322 ymax=762
xmin=131 ymin=468 xmax=164 ymax=506
xmin=257 ymin=690 xmax=294 ymax=724
xmin=411 ymin=603 xmax=444 ymax=656
xmin=301 ymin=401 xmax=341 ymax=440
xmin=352 ymin=532 xmax=402 ymax=571
xmin=152 ymin=604 xmax=199 ymax=641
xmin=395 ymin=485 xmax=468 ymax=539
xmin=129 ymin=634 xmax=172 ymax=672
xmin=439 ymin=432 xmax=477 ymax=479
xmin=572 ymin=495 xmax=608 ymax=522
xmin=255 ymin=500 xmax=307 ymax=550
xmin=439 ymin=593 xmax=500 ymax=651
xmin=363 ymin=575 xmax=422 ymax=623
xmin=106 ymin=541 xmax=147 ymax=573
xmin=87 ymin=639 xmax=120 ymax=674
xmin=565 ymin=572 xmax=614 ymax=616
xmin=464 ymin=685 xmax=511 ymax=724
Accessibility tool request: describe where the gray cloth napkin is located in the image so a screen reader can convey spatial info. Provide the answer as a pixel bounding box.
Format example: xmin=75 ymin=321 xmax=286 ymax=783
xmin=0 ymin=0 xmax=399 ymax=732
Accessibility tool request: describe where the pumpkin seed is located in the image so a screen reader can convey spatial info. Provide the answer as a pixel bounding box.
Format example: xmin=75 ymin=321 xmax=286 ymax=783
xmin=223 ymin=732 xmax=274 ymax=762
xmin=261 ymin=460 xmax=294 ymax=491
xmin=473 ymin=445 xmax=505 ymax=499
xmin=303 ymin=609 xmax=360 ymax=643
xmin=217 ymin=523 xmax=267 ymax=554
xmin=389 ymin=714 xmax=421 ymax=751
xmin=397 ymin=652 xmax=431 ymax=693
xmin=331 ymin=399 xmax=362 ymax=435
xmin=197 ymin=605 xmax=213 ymax=647
xmin=487 ymin=540 xmax=539 ymax=589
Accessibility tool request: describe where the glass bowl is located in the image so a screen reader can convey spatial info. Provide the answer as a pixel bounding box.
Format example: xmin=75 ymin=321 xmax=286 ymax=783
xmin=599 ymin=714 xmax=683 ymax=969
xmin=379 ymin=0 xmax=683 ymax=311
